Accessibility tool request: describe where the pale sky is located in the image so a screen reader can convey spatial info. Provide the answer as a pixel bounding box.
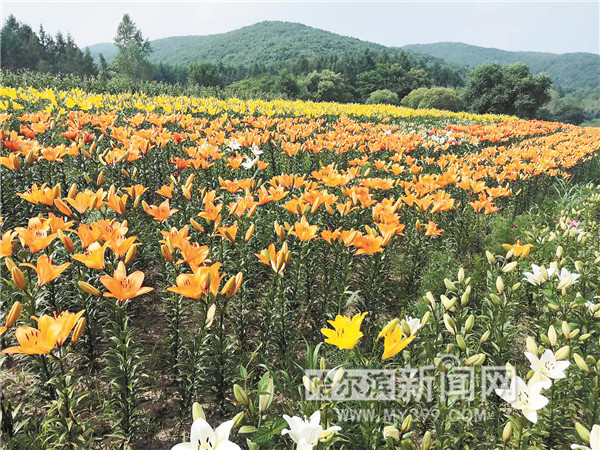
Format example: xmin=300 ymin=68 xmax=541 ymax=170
xmin=1 ymin=1 xmax=599 ymax=54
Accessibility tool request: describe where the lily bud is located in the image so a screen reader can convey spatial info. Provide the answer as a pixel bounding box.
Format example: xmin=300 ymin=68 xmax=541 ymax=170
xmin=192 ymin=402 xmax=205 ymax=421
xmin=378 ymin=318 xmax=399 ymax=339
xmin=548 ymin=325 xmax=558 ymax=347
xmin=54 ymin=198 xmax=73 ymax=217
xmin=422 ymin=431 xmax=432 ymax=450
xmin=232 ymin=412 xmax=245 ymax=430
xmin=503 ymin=421 xmax=513 ymax=443
xmin=465 ymin=353 xmax=486 ymax=366
xmin=244 ymin=223 xmax=255 ymax=242
xmin=464 ymin=315 xmax=474 ymax=333
xmin=496 ymin=276 xmax=504 ymax=294
xmin=556 ymin=245 xmax=564 ymax=258
xmin=486 ymin=250 xmax=496 ymax=265
xmin=401 ymin=414 xmax=413 ymax=432
xmin=124 ymin=245 xmax=137 ymax=265
xmin=5 ymin=301 xmax=21 ymax=328
xmin=457 ymin=267 xmax=465 ymax=284
xmin=330 ymin=367 xmax=344 ymax=389
xmin=456 ymin=335 xmax=467 ymax=351
xmin=96 ymin=170 xmax=104 ymax=187
xmin=160 ymin=245 xmax=174 ymax=263
xmin=190 ymin=218 xmax=205 ymax=233
xmin=233 ymin=384 xmax=249 ymax=407
xmin=205 ymin=303 xmax=216 ymax=328
xmin=425 ymin=291 xmax=436 ymax=309
xmin=502 ymin=261 xmax=518 ymax=273
xmin=71 ymin=317 xmax=86 ymax=343
xmin=562 ymin=321 xmax=571 ymax=339
xmin=5 ymin=258 xmax=16 ymax=271
xmin=526 ymin=336 xmax=538 ymax=356
xmin=78 ymin=281 xmax=102 ymax=297
xmin=11 ymin=267 xmax=26 ymax=290
xmin=461 ymin=285 xmax=471 ymax=306
xmin=444 ymin=278 xmax=457 ymax=291
xmin=480 ymin=330 xmax=490 ymax=344
xmin=258 ymin=377 xmax=274 ymax=413
xmin=573 ymin=353 xmax=589 ymax=373
xmin=575 ymin=422 xmax=590 ymax=444
xmin=443 ymin=314 xmax=456 ymax=335
xmin=555 ymin=345 xmax=570 ymax=360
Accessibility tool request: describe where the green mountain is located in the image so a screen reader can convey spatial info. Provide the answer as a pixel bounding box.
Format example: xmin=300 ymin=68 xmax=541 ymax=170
xmin=88 ymin=21 xmax=400 ymax=67
xmin=402 ymin=42 xmax=600 ymax=90
xmin=87 ymin=21 xmax=599 ymax=93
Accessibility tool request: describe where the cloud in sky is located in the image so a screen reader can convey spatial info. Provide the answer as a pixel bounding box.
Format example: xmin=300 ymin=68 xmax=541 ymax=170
xmin=2 ymin=1 xmax=599 ymax=54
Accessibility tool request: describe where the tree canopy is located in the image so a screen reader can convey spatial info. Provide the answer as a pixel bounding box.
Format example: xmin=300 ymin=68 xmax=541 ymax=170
xmin=464 ymin=63 xmax=552 ymax=118
xmin=113 ymin=14 xmax=152 ymax=80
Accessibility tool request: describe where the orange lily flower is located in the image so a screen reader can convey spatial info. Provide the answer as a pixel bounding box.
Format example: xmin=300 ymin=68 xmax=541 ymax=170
xmin=65 ymin=191 xmax=96 ymax=215
xmin=21 ymin=255 xmax=71 ymax=286
xmin=156 ymin=184 xmax=174 ymax=198
xmin=46 ymin=213 xmax=74 ymax=233
xmin=75 ymin=223 xmax=101 ymax=249
xmin=73 ymin=242 xmax=107 ymax=270
xmin=100 ymin=261 xmax=153 ymax=303
xmin=177 ymin=240 xmax=210 ymax=268
xmin=143 ymin=199 xmax=178 ymax=222
xmin=2 ymin=310 xmax=84 ymax=354
xmin=123 ymin=184 xmax=148 ymax=201
xmin=105 ymin=191 xmax=128 ymax=215
xmin=217 ymin=222 xmax=238 ymax=242
xmin=160 ymin=226 xmax=190 ymax=249
xmin=167 ymin=263 xmax=224 ymax=299
xmin=198 ymin=202 xmax=223 ymax=222
xmin=502 ymin=241 xmax=533 ymax=258
xmin=353 ymin=233 xmax=385 ymax=255
xmin=256 ymin=242 xmax=290 ymax=276
xmin=289 ymin=216 xmax=318 ymax=242
xmin=93 ymin=219 xmax=129 ymax=242
xmin=18 ymin=227 xmax=57 ymax=254
xmin=321 ymin=228 xmax=341 ymax=245
xmin=423 ymin=221 xmax=443 ymax=237
xmin=0 ymin=230 xmax=15 ymax=257
xmin=107 ymin=236 xmax=139 ymax=259
xmin=17 ymin=183 xmax=56 ymax=206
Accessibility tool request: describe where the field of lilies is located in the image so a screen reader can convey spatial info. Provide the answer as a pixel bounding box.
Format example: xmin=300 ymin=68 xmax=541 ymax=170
xmin=1 ymin=86 xmax=600 ymax=449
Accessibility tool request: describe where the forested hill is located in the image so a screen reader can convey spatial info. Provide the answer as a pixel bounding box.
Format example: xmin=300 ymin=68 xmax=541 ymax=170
xmin=403 ymin=42 xmax=600 ymax=90
xmin=88 ymin=21 xmax=401 ymax=66
xmin=88 ymin=21 xmax=599 ymax=93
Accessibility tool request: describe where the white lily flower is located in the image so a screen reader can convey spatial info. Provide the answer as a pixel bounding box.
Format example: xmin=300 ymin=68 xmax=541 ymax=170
xmin=241 ymin=156 xmax=259 ymax=170
xmin=250 ymin=144 xmax=263 ymax=157
xmin=495 ymin=376 xmax=548 ymax=423
xmin=586 ymin=300 xmax=600 ymax=316
xmin=227 ymin=140 xmax=241 ymax=151
xmin=172 ymin=418 xmax=240 ymax=450
xmin=281 ymin=411 xmax=341 ymax=450
xmin=405 ymin=316 xmax=422 ymax=336
xmin=523 ymin=264 xmax=556 ymax=285
xmin=523 ymin=264 xmax=546 ymax=285
xmin=524 ymin=349 xmax=570 ymax=389
xmin=571 ymin=424 xmax=600 ymax=449
xmin=557 ymin=268 xmax=580 ymax=290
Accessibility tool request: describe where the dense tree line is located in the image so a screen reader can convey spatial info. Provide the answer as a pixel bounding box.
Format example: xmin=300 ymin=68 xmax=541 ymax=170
xmin=1 ymin=15 xmax=97 ymax=77
xmin=1 ymin=14 xmax=593 ymax=124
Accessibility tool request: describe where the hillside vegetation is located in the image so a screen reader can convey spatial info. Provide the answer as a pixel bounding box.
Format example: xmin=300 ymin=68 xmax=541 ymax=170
xmin=88 ymin=21 xmax=398 ymax=66
xmin=403 ymin=42 xmax=600 ymax=91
